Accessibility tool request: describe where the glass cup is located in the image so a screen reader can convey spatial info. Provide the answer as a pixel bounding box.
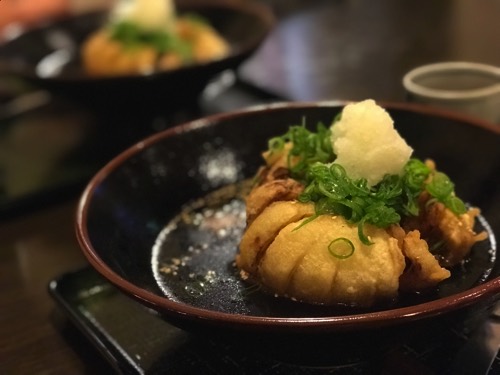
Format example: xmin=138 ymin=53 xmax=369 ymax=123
xmin=403 ymin=62 xmax=500 ymax=124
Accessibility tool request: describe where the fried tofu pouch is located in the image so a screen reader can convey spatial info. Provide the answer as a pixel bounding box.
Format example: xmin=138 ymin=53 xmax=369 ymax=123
xmin=237 ymin=202 xmax=406 ymax=307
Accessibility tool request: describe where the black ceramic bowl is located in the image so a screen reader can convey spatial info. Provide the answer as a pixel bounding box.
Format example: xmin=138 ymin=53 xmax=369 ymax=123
xmin=0 ymin=0 xmax=274 ymax=111
xmin=76 ymin=102 xmax=500 ymax=342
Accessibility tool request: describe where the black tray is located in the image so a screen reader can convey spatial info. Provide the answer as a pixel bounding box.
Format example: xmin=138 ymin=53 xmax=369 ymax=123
xmin=49 ymin=267 xmax=500 ymax=375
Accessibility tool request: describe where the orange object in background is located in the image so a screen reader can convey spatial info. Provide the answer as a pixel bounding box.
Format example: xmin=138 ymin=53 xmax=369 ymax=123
xmin=0 ymin=0 xmax=69 ymax=30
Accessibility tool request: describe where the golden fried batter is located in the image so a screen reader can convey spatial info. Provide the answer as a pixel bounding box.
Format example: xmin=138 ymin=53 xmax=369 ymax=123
xmin=245 ymin=143 xmax=304 ymax=225
xmin=422 ymin=203 xmax=487 ymax=267
xmin=82 ymin=30 xmax=158 ymax=76
xmin=398 ymin=230 xmax=451 ymax=292
xmin=247 ymin=212 xmax=405 ymax=306
xmin=177 ymin=18 xmax=229 ymax=63
xmin=237 ymin=201 xmax=314 ymax=275
xmin=245 ymin=178 xmax=304 ymax=225
xmin=403 ymin=194 xmax=487 ymax=268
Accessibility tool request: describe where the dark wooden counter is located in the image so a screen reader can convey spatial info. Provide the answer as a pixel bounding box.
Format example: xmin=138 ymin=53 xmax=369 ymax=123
xmin=242 ymin=0 xmax=500 ymax=103
xmin=0 ymin=0 xmax=499 ymax=374
xmin=0 ymin=201 xmax=114 ymax=374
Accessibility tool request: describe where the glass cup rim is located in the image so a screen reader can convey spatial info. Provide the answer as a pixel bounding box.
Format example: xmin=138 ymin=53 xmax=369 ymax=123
xmin=403 ymin=61 xmax=500 ymax=101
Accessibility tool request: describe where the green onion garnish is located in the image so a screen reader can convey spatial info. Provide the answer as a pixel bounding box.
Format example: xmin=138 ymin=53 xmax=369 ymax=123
xmin=109 ymin=21 xmax=192 ymax=59
xmin=328 ymin=237 xmax=355 ymax=259
xmin=269 ymin=119 xmax=468 ymax=243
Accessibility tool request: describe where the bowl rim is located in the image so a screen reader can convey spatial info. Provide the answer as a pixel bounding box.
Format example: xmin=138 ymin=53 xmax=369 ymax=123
xmin=75 ymin=100 xmax=500 ymax=333
xmin=0 ymin=0 xmax=276 ymax=83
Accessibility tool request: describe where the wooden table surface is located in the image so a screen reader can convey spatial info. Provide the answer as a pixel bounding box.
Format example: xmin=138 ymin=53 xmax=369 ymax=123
xmin=1 ymin=1 xmax=499 ymax=374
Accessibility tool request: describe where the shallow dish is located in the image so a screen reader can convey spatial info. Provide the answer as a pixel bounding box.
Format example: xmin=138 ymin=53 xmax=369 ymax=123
xmin=76 ymin=102 xmax=500 ymax=337
xmin=0 ymin=0 xmax=274 ymax=110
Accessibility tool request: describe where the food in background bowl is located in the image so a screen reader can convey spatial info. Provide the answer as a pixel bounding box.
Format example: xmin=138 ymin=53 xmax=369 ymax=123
xmin=236 ymin=100 xmax=487 ymax=307
xmin=0 ymin=1 xmax=275 ymax=109
xmin=81 ymin=0 xmax=229 ymax=76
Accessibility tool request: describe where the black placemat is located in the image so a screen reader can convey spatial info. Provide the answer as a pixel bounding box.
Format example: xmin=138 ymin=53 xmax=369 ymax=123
xmin=49 ymin=267 xmax=500 ymax=375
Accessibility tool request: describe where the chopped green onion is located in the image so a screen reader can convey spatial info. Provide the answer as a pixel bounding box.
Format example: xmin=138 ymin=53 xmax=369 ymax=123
xmin=357 ymin=220 xmax=373 ymax=246
xmin=269 ymin=121 xmax=334 ymax=180
xmin=443 ymin=195 xmax=467 ymax=215
xmin=426 ymin=172 xmax=454 ymax=200
xmin=109 ymin=21 xmax=192 ymax=58
xmin=292 ymin=214 xmax=319 ymax=232
xmin=268 ymin=136 xmax=285 ymax=153
xmin=328 ymin=238 xmax=355 ymax=259
xmin=426 ymin=172 xmax=467 ymax=215
xmin=267 ymin=119 xmax=468 ymax=244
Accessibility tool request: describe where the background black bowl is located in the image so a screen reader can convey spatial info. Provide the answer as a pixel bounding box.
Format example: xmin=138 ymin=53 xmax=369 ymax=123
xmin=76 ymin=102 xmax=500 ymax=341
xmin=0 ymin=0 xmax=274 ymax=112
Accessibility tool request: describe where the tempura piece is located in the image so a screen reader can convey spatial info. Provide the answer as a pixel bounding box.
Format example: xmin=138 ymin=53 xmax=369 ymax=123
xmin=245 ymin=178 xmax=304 ymax=225
xmin=414 ymin=202 xmax=488 ymax=267
xmin=397 ymin=229 xmax=451 ymax=291
xmin=400 ymin=159 xmax=487 ymax=267
xmin=245 ymin=142 xmax=304 ymax=224
xmin=176 ymin=18 xmax=229 ymax=63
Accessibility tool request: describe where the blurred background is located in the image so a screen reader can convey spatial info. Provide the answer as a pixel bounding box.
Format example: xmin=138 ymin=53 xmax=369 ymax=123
xmin=0 ymin=2 xmax=499 ymax=373
xmin=0 ymin=0 xmax=498 ymax=218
